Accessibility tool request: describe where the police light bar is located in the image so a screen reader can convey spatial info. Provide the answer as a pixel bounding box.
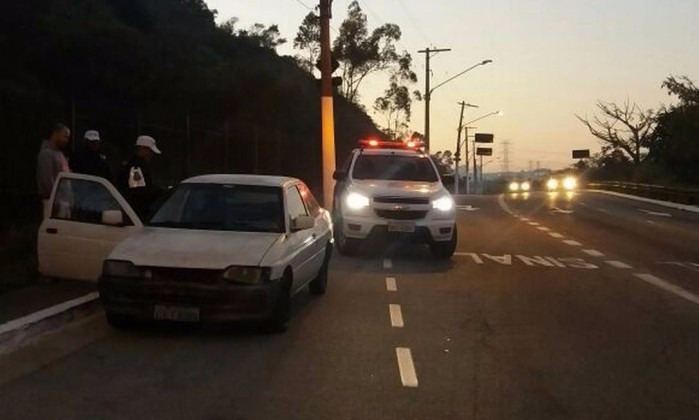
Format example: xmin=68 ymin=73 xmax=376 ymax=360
xmin=358 ymin=139 xmax=419 ymax=150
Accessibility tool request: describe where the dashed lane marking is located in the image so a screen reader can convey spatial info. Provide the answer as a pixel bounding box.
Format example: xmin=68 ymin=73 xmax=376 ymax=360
xmin=537 ymin=226 xmax=551 ymax=231
xmin=389 ymin=304 xmax=404 ymax=328
xmin=549 ymin=232 xmax=565 ymax=239
xmin=634 ymin=273 xmax=699 ymax=306
xmin=528 ymin=222 xmax=540 ymax=226
xmin=396 ymin=348 xmax=419 ymax=388
xmin=606 ymin=260 xmax=633 ymax=269
xmin=563 ymin=240 xmax=582 ymax=246
xmin=639 ymin=209 xmax=672 ymax=218
xmin=386 ymin=277 xmax=397 ymax=292
xmin=582 ymin=249 xmax=605 ymax=257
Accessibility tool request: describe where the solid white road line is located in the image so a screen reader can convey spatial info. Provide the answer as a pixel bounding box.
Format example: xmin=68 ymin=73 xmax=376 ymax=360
xmin=383 ymin=259 xmax=393 ymax=269
xmin=549 ymin=232 xmax=565 ymax=239
xmin=395 ymin=347 xmax=419 ymax=388
xmin=606 ymin=260 xmax=633 ymax=269
xmin=634 ymin=273 xmax=699 ymax=306
xmin=582 ymin=249 xmax=605 ymax=257
xmin=386 ymin=277 xmax=397 ymax=292
xmin=389 ymin=304 xmax=404 ymax=328
xmin=537 ymin=226 xmax=551 ymax=231
xmin=563 ymin=240 xmax=583 ymax=246
xmin=0 ymin=292 xmax=100 ymax=336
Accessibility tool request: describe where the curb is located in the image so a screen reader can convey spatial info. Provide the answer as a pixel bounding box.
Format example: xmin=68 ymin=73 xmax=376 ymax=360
xmin=587 ymin=190 xmax=699 ymax=213
xmin=0 ymin=292 xmax=101 ymax=355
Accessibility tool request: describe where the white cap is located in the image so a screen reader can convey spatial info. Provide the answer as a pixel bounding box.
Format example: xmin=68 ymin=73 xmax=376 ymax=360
xmin=84 ymin=130 xmax=101 ymax=141
xmin=135 ymin=135 xmax=162 ymax=155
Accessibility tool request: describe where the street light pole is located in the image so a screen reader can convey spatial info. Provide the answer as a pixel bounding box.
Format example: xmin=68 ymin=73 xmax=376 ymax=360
xmin=454 ymin=102 xmax=478 ymax=195
xmin=460 ymin=110 xmax=502 ymax=194
xmin=417 ymin=47 xmax=451 ymax=150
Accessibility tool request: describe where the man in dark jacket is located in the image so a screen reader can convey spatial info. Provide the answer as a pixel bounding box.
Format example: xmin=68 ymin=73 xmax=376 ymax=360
xmin=71 ymin=130 xmax=112 ymax=181
xmin=117 ymin=135 xmax=162 ymax=220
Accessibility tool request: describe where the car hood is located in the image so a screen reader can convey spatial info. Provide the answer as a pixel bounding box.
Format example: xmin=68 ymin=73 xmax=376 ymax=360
xmin=351 ymin=180 xmax=445 ymax=197
xmin=108 ymin=228 xmax=283 ymax=269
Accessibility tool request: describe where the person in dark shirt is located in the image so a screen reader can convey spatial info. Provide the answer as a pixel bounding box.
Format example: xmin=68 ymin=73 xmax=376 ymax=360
xmin=117 ymin=135 xmax=163 ymax=220
xmin=71 ymin=130 xmax=112 ymax=181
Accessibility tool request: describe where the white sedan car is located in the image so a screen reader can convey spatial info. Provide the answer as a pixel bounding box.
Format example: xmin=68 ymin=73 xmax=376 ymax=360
xmin=38 ymin=173 xmax=333 ymax=332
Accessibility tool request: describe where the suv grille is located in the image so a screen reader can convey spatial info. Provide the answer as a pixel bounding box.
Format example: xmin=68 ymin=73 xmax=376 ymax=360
xmin=375 ymin=210 xmax=428 ymax=220
xmin=374 ymin=196 xmax=430 ymax=205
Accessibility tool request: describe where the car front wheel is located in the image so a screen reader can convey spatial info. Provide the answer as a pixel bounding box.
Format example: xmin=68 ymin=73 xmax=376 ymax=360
xmin=334 ymin=217 xmax=361 ymax=256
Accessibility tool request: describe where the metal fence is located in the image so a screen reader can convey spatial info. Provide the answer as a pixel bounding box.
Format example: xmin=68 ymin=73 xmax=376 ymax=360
xmin=587 ymin=181 xmax=699 ymax=205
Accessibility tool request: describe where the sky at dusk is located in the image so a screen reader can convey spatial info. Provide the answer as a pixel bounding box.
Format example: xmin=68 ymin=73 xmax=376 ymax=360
xmin=205 ymin=0 xmax=698 ymax=172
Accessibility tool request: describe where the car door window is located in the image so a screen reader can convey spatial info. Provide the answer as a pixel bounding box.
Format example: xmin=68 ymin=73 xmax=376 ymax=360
xmin=298 ymin=183 xmax=321 ymax=218
xmin=286 ymin=186 xmax=308 ymax=222
xmin=52 ymin=178 xmax=133 ymax=225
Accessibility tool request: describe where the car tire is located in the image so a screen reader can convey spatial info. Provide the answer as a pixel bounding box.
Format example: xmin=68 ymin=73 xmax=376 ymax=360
xmin=430 ymin=225 xmax=457 ymax=259
xmin=264 ymin=274 xmax=292 ymax=334
xmin=309 ymin=245 xmax=331 ymax=296
xmin=106 ymin=313 xmax=133 ymax=330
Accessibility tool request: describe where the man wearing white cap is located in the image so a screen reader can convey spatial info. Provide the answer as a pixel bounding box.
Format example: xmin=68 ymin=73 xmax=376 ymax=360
xmin=116 ymin=135 xmax=163 ymax=219
xmin=71 ymin=129 xmax=112 ymax=181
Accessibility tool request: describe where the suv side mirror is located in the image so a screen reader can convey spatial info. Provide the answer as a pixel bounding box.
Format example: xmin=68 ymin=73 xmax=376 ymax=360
xmin=291 ymin=215 xmax=315 ymax=232
xmin=333 ymin=171 xmax=347 ymax=181
xmin=102 ymin=210 xmax=124 ymax=226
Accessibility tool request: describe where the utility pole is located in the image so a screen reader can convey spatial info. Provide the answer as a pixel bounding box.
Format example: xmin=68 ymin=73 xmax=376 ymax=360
xmin=464 ymin=127 xmax=470 ymax=194
xmin=502 ymin=140 xmax=511 ymax=177
xmin=319 ymin=0 xmax=336 ymax=208
xmin=454 ymin=102 xmax=466 ymax=195
xmin=418 ymin=47 xmax=451 ymax=150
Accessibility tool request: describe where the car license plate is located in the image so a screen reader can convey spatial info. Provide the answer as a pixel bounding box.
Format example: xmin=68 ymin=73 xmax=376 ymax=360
xmin=387 ymin=221 xmax=416 ymax=233
xmin=153 ymin=305 xmax=200 ymax=322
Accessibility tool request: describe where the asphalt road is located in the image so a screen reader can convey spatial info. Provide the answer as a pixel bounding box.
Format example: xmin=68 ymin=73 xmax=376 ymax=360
xmin=1 ymin=191 xmax=698 ymax=420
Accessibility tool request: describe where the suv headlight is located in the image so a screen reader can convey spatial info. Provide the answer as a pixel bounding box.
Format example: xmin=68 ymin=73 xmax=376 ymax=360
xmin=563 ymin=176 xmax=577 ymax=190
xmin=346 ymin=192 xmax=370 ymax=211
xmin=222 ymin=266 xmax=270 ymax=285
xmin=103 ymin=260 xmax=152 ymax=279
xmin=432 ymin=195 xmax=455 ymax=212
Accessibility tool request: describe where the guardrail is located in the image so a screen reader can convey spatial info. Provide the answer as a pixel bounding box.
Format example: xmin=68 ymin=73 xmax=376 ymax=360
xmin=587 ymin=181 xmax=699 ymax=206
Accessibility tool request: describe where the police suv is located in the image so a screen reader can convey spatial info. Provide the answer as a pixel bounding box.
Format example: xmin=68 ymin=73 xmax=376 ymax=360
xmin=332 ymin=140 xmax=457 ymax=259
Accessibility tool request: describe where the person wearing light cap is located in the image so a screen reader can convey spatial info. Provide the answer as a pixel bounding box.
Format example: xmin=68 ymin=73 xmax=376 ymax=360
xmin=71 ymin=129 xmax=112 ymax=181
xmin=117 ymin=135 xmax=163 ymax=220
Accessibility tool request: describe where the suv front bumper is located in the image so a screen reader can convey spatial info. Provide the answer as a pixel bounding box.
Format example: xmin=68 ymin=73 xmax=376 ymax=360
xmin=340 ymin=214 xmax=455 ymax=243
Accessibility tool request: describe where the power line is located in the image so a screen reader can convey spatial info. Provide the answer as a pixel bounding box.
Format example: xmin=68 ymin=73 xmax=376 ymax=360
xmin=291 ymin=0 xmax=340 ymax=35
xmin=396 ymin=0 xmax=432 ymax=45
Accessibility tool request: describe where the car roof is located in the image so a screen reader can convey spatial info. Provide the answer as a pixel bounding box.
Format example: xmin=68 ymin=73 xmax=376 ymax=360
xmin=182 ymin=174 xmax=299 ymax=188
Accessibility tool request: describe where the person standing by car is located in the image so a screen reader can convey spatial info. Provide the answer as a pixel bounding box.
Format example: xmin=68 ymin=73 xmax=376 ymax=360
xmin=37 ymin=123 xmax=71 ymax=218
xmin=71 ymin=130 xmax=112 ymax=181
xmin=117 ymin=135 xmax=162 ymax=220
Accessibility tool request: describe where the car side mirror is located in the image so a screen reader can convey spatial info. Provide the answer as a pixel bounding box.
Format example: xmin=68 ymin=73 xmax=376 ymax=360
xmin=291 ymin=215 xmax=315 ymax=232
xmin=102 ymin=210 xmax=124 ymax=227
xmin=333 ymin=171 xmax=347 ymax=181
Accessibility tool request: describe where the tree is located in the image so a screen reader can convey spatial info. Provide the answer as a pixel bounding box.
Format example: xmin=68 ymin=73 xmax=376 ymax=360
xmin=431 ymin=151 xmax=454 ymax=177
xmin=221 ymin=18 xmax=287 ymax=50
xmin=293 ymin=11 xmax=320 ymax=73
xmin=576 ymin=100 xmax=656 ymax=166
xmin=332 ymin=1 xmax=414 ymax=103
xmin=649 ymin=76 xmax=699 ymax=184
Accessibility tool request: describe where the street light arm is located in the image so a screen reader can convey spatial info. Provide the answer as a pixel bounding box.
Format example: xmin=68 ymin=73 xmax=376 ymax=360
xmin=465 ymin=110 xmax=501 ymax=126
xmin=429 ymin=60 xmax=493 ymax=95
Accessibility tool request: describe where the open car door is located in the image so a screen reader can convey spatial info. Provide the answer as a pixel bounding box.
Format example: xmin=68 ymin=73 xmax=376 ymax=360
xmin=38 ymin=173 xmax=143 ymax=282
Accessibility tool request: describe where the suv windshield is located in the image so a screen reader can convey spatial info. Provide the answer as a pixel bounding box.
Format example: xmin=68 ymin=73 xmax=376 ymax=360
xmin=352 ymin=154 xmax=439 ymax=182
xmin=149 ymin=183 xmax=285 ymax=233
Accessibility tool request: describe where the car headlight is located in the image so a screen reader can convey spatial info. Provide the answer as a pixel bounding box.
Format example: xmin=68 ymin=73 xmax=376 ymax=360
xmin=432 ymin=195 xmax=455 ymax=212
xmin=563 ymin=176 xmax=577 ymax=190
xmin=103 ymin=260 xmax=151 ymax=279
xmin=546 ymin=179 xmax=559 ymax=190
xmin=521 ymin=182 xmax=531 ymax=191
xmin=509 ymin=182 xmax=520 ymax=192
xmin=346 ymin=192 xmax=370 ymax=210
xmin=222 ymin=266 xmax=270 ymax=284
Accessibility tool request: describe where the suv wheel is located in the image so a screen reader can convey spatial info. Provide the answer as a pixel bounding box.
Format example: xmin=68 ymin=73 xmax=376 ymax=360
xmin=334 ymin=216 xmax=361 ymax=256
xmin=430 ymin=225 xmax=457 ymax=259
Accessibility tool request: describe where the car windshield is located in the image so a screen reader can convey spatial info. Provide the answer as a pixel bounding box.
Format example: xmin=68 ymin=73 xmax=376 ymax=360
xmin=352 ymin=154 xmax=439 ymax=182
xmin=149 ymin=183 xmax=285 ymax=233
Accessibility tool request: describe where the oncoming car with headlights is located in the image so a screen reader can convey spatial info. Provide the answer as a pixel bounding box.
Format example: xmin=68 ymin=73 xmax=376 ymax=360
xmin=37 ymin=173 xmax=332 ymax=333
xmin=546 ymin=175 xmax=578 ymax=191
xmin=508 ymin=180 xmax=531 ymax=192
xmin=332 ymin=140 xmax=457 ymax=259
